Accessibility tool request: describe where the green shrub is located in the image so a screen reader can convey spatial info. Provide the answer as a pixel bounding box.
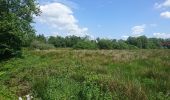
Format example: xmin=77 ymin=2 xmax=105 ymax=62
xmin=0 ymin=33 xmax=22 ymax=60
xmin=128 ymin=44 xmax=138 ymax=49
xmin=117 ymin=41 xmax=129 ymax=49
xmin=32 ymin=77 xmax=49 ymax=100
xmin=97 ymin=39 xmax=113 ymax=49
xmin=30 ymin=40 xmax=55 ymax=50
xmin=78 ymin=81 xmax=113 ymax=100
xmin=73 ymin=41 xmax=97 ymax=50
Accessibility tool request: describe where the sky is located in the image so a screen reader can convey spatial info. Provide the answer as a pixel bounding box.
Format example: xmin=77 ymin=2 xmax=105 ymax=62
xmin=34 ymin=0 xmax=170 ymax=39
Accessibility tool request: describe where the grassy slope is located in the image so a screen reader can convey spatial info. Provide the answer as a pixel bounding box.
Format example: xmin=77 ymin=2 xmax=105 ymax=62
xmin=0 ymin=49 xmax=170 ymax=100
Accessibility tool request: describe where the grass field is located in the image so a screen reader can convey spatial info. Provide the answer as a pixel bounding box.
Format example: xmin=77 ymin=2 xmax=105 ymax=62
xmin=0 ymin=49 xmax=170 ymax=100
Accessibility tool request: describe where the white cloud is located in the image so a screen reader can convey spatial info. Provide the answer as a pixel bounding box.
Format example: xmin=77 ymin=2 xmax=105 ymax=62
xmin=153 ymin=33 xmax=170 ymax=39
xmin=160 ymin=11 xmax=170 ymax=18
xmin=131 ymin=24 xmax=146 ymax=37
xmin=36 ymin=2 xmax=88 ymax=36
xmin=155 ymin=0 xmax=170 ymax=8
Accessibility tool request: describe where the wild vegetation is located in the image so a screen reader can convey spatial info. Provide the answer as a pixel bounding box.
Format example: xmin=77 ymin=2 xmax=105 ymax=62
xmin=44 ymin=35 xmax=170 ymax=50
xmin=0 ymin=0 xmax=170 ymax=100
xmin=0 ymin=49 xmax=170 ymax=99
xmin=0 ymin=0 xmax=40 ymax=60
xmin=0 ymin=0 xmax=170 ymax=60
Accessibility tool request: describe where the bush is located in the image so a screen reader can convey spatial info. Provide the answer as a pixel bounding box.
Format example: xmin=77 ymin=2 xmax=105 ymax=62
xmin=30 ymin=40 xmax=55 ymax=50
xmin=0 ymin=33 xmax=22 ymax=60
xmin=97 ymin=39 xmax=113 ymax=49
xmin=113 ymin=41 xmax=138 ymax=50
xmin=128 ymin=44 xmax=138 ymax=49
xmin=73 ymin=41 xmax=97 ymax=50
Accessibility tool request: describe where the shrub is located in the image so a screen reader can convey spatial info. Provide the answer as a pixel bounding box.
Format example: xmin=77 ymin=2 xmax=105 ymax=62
xmin=30 ymin=40 xmax=55 ymax=50
xmin=73 ymin=41 xmax=97 ymax=50
xmin=0 ymin=33 xmax=22 ymax=60
xmin=97 ymin=39 xmax=113 ymax=49
xmin=112 ymin=41 xmax=134 ymax=49
xmin=128 ymin=44 xmax=138 ymax=49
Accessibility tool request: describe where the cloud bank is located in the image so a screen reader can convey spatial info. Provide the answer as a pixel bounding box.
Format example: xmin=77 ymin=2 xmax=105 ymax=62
xmin=155 ymin=0 xmax=170 ymax=19
xmin=160 ymin=11 xmax=170 ymax=18
xmin=155 ymin=0 xmax=170 ymax=8
xmin=131 ymin=24 xmax=146 ymax=37
xmin=36 ymin=2 xmax=88 ymax=36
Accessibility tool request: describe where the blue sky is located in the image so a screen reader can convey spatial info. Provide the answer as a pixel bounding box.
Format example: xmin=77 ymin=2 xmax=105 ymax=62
xmin=34 ymin=0 xmax=170 ymax=39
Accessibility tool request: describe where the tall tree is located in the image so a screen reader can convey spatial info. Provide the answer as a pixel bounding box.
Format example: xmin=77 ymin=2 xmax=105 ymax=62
xmin=0 ymin=0 xmax=40 ymax=59
xmin=97 ymin=39 xmax=113 ymax=49
xmin=36 ymin=34 xmax=47 ymax=43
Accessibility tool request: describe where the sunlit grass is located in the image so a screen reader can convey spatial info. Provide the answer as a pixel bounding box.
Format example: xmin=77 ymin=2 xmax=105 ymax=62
xmin=0 ymin=49 xmax=170 ymax=100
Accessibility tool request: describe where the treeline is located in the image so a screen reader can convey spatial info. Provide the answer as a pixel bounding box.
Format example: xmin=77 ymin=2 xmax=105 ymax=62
xmin=32 ymin=34 xmax=170 ymax=50
xmin=0 ymin=0 xmax=170 ymax=60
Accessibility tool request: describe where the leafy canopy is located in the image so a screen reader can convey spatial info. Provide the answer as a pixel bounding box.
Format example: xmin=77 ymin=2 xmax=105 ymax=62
xmin=0 ymin=0 xmax=40 ymax=59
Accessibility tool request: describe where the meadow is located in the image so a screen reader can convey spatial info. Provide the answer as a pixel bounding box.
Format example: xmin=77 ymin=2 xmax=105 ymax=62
xmin=0 ymin=49 xmax=170 ymax=100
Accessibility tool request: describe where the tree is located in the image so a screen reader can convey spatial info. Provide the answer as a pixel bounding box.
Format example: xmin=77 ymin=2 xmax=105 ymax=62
xmin=127 ymin=37 xmax=138 ymax=46
xmin=65 ymin=36 xmax=82 ymax=47
xmin=127 ymin=36 xmax=148 ymax=49
xmin=97 ymin=39 xmax=113 ymax=49
xmin=117 ymin=41 xmax=129 ymax=49
xmin=0 ymin=0 xmax=40 ymax=59
xmin=73 ymin=40 xmax=97 ymax=50
xmin=48 ymin=36 xmax=66 ymax=48
xmin=36 ymin=34 xmax=47 ymax=43
xmin=137 ymin=36 xmax=148 ymax=49
xmin=0 ymin=33 xmax=22 ymax=60
xmin=147 ymin=38 xmax=160 ymax=49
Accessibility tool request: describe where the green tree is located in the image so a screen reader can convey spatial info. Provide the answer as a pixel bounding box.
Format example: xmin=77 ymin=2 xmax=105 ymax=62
xmin=147 ymin=38 xmax=159 ymax=49
xmin=0 ymin=0 xmax=40 ymax=59
xmin=117 ymin=41 xmax=129 ymax=49
xmin=65 ymin=36 xmax=82 ymax=47
xmin=48 ymin=36 xmax=66 ymax=48
xmin=127 ymin=36 xmax=148 ymax=49
xmin=36 ymin=34 xmax=47 ymax=43
xmin=97 ymin=38 xmax=113 ymax=49
xmin=127 ymin=37 xmax=138 ymax=46
xmin=137 ymin=36 xmax=148 ymax=49
xmin=73 ymin=40 xmax=97 ymax=50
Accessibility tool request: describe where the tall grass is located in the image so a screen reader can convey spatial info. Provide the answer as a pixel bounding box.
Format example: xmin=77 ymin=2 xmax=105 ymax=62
xmin=0 ymin=49 xmax=169 ymax=99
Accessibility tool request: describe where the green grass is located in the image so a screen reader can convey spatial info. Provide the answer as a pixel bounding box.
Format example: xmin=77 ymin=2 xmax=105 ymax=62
xmin=0 ymin=49 xmax=170 ymax=100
